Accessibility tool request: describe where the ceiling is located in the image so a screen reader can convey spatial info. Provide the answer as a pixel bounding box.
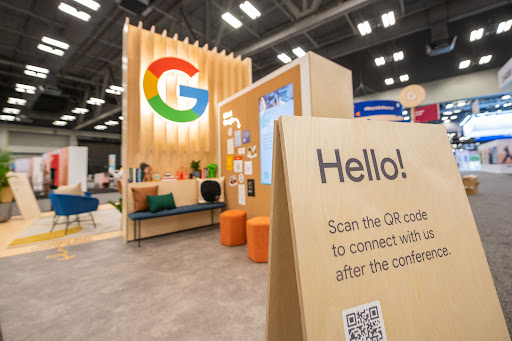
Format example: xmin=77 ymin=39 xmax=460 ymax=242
xmin=0 ymin=0 xmax=511 ymax=134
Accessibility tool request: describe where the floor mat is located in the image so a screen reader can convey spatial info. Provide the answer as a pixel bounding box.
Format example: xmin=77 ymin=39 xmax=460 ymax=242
xmin=9 ymin=209 xmax=121 ymax=248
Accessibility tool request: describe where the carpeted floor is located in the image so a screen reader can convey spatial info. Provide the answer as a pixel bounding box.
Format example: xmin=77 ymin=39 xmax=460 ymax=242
xmin=0 ymin=172 xmax=510 ymax=340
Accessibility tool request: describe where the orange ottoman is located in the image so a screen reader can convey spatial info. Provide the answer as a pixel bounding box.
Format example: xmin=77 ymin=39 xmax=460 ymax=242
xmin=246 ymin=216 xmax=270 ymax=263
xmin=220 ymin=210 xmax=247 ymax=246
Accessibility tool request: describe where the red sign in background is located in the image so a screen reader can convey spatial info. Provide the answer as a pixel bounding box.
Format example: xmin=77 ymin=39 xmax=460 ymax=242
xmin=414 ymin=103 xmax=440 ymax=123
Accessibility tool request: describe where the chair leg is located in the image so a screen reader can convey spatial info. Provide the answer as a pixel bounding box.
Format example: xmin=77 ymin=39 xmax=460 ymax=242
xmin=50 ymin=215 xmax=59 ymax=232
xmin=76 ymin=214 xmax=80 ymax=226
xmin=138 ymin=221 xmax=141 ymax=247
xmin=65 ymin=216 xmax=70 ymax=235
xmin=89 ymin=212 xmax=97 ymax=229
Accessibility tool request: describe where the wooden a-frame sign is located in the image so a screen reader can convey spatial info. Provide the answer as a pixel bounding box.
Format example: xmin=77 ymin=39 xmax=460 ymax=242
xmin=267 ymin=116 xmax=510 ymax=341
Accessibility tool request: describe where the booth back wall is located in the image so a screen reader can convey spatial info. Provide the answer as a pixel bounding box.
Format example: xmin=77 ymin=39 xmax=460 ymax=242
xmin=121 ymin=19 xmax=251 ymax=240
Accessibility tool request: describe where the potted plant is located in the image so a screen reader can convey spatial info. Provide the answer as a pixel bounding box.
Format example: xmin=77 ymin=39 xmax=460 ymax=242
xmin=190 ymin=160 xmax=201 ymax=178
xmin=0 ymin=150 xmax=13 ymax=222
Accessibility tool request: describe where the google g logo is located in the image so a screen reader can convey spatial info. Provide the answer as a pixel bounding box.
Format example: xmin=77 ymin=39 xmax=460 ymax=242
xmin=143 ymin=57 xmax=209 ymax=123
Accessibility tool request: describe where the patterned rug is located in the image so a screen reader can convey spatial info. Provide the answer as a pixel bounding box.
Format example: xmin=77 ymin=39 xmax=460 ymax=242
xmin=9 ymin=209 xmax=121 ymax=247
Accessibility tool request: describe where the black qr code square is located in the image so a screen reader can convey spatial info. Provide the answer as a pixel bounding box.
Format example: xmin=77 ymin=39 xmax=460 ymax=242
xmin=342 ymin=301 xmax=387 ymax=341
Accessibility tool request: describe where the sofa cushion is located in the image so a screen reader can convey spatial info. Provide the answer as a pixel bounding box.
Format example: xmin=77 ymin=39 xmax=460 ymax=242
xmin=147 ymin=192 xmax=176 ymax=213
xmin=197 ymin=177 xmax=225 ymax=203
xmin=132 ymin=186 xmax=158 ymax=212
xmin=128 ymin=202 xmax=226 ymax=220
xmin=54 ymin=183 xmax=84 ymax=196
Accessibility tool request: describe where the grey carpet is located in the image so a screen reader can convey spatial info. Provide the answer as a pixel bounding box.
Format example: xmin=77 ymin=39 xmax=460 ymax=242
xmin=0 ymin=172 xmax=510 ymax=340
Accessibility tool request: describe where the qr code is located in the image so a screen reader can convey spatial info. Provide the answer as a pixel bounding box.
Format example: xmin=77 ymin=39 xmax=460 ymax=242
xmin=342 ymin=301 xmax=387 ymax=341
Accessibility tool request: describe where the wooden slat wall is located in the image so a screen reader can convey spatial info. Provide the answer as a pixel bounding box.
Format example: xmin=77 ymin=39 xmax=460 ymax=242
xmin=121 ymin=19 xmax=252 ymax=240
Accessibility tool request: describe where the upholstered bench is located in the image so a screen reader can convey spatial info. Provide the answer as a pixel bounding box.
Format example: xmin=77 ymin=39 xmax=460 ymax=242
xmin=128 ymin=202 xmax=226 ymax=247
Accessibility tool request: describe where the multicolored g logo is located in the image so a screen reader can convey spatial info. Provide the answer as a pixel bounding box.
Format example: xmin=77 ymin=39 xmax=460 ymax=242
xmin=142 ymin=57 xmax=209 ymax=123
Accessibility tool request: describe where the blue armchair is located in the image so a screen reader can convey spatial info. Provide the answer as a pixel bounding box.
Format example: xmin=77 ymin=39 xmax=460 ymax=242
xmin=49 ymin=191 xmax=99 ymax=234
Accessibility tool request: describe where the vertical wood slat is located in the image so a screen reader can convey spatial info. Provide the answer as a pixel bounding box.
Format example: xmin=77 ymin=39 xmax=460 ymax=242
xmin=166 ymin=34 xmax=178 ymax=152
xmin=188 ymin=40 xmax=200 ymax=152
xmin=177 ymin=37 xmax=189 ymax=152
xmin=139 ymin=25 xmax=155 ymax=166
xmin=127 ymin=24 xmax=141 ymax=168
xmin=152 ymin=29 xmax=167 ymax=169
xmin=199 ymin=44 xmax=210 ymax=152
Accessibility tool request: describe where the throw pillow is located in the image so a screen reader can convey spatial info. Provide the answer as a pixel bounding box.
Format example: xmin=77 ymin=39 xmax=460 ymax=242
xmin=197 ymin=177 xmax=225 ymax=203
xmin=54 ymin=183 xmax=84 ymax=196
xmin=132 ymin=186 xmax=158 ymax=212
xmin=146 ymin=193 xmax=176 ymax=213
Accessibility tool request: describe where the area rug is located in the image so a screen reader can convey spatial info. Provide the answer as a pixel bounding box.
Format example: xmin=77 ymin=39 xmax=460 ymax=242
xmin=9 ymin=209 xmax=121 ymax=247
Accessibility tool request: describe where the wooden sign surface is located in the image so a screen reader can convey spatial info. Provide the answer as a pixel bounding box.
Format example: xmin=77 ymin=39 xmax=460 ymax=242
xmin=267 ymin=116 xmax=510 ymax=340
xmin=8 ymin=172 xmax=40 ymax=219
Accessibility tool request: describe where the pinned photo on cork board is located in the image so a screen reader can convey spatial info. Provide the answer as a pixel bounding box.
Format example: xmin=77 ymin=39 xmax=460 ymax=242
xmin=227 ymin=138 xmax=234 ymax=155
xmin=267 ymin=116 xmax=510 ymax=341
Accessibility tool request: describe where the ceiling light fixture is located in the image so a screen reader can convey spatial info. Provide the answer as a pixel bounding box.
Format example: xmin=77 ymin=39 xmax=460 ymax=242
xmin=277 ymin=53 xmax=292 ymax=64
xmin=457 ymin=102 xmax=466 ymax=107
xmin=58 ymin=2 xmax=91 ymax=21
xmin=105 ymin=85 xmax=124 ymax=95
xmin=444 ymin=120 xmax=451 ymax=124
xmin=469 ymin=28 xmax=484 ymax=42
xmin=357 ymin=21 xmax=371 ymax=36
xmin=381 ymin=11 xmax=395 ymax=28
xmin=222 ymin=12 xmax=242 ymax=29
xmin=105 ymin=120 xmax=119 ymax=126
xmin=479 ymin=55 xmax=492 ymax=65
xmin=15 ymin=83 xmax=36 ymax=94
xmin=459 ymin=60 xmax=471 ymax=69
xmin=37 ymin=44 xmax=64 ymax=56
xmin=25 ymin=65 xmax=50 ymax=74
xmin=454 ymin=109 xmax=461 ymax=113
xmin=0 ymin=115 xmax=15 ymax=121
xmin=41 ymin=36 xmax=69 ymax=50
xmin=402 ymin=110 xmax=408 ymax=115
xmin=53 ymin=120 xmax=67 ymax=126
xmin=393 ymin=51 xmax=404 ymax=62
xmin=404 ymin=116 xmax=410 ymax=121
xmin=24 ymin=70 xmax=47 ymax=79
xmin=118 ymin=116 xmax=124 ymax=120
xmin=443 ymin=111 xmax=453 ymax=115
xmin=94 ymin=124 xmax=107 ymax=130
xmin=86 ymin=97 xmax=105 ymax=105
xmin=384 ymin=78 xmax=394 ymax=85
xmin=292 ymin=47 xmax=306 ymax=58
xmin=495 ymin=104 xmax=500 ymax=108
xmin=3 ymin=108 xmax=20 ymax=115
xmin=7 ymin=98 xmax=27 ymax=106
xmin=502 ymin=94 xmax=511 ymax=100
xmin=239 ymin=1 xmax=260 ymax=20
xmin=442 ymin=116 xmax=449 ymax=120
xmin=374 ymin=57 xmax=385 ymax=66
xmin=72 ymin=0 xmax=100 ymax=11
xmin=399 ymin=74 xmax=409 ymax=82
xmin=450 ymin=115 xmax=457 ymax=120
xmin=61 ymin=115 xmax=76 ymax=121
xmin=446 ymin=103 xmax=454 ymax=109
xmin=496 ymin=19 xmax=512 ymax=34
xmin=72 ymin=107 xmax=89 ymax=114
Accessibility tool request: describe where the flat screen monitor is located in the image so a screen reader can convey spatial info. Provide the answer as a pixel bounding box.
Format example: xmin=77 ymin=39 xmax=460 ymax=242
xmin=259 ymin=83 xmax=294 ymax=185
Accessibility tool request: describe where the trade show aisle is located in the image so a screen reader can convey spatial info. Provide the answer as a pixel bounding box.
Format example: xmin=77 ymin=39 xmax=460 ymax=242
xmin=0 ymin=173 xmax=510 ymax=340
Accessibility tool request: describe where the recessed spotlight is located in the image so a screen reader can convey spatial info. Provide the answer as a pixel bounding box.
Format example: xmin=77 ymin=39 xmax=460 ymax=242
xmin=72 ymin=107 xmax=89 ymax=114
xmin=53 ymin=120 xmax=67 ymax=126
xmin=41 ymin=36 xmax=69 ymax=50
xmin=450 ymin=115 xmax=457 ymax=120
xmin=222 ymin=12 xmax=242 ymax=29
xmin=58 ymin=2 xmax=91 ymax=21
xmin=0 ymin=115 xmax=15 ymax=121
xmin=292 ymin=47 xmax=306 ymax=58
xmin=375 ymin=57 xmax=385 ymax=66
xmin=381 ymin=11 xmax=395 ymax=28
xmin=94 ymin=124 xmax=107 ymax=130
xmin=239 ymin=1 xmax=260 ymax=20
xmin=479 ymin=55 xmax=492 ymax=65
xmin=37 ymin=44 xmax=64 ymax=56
xmin=446 ymin=103 xmax=454 ymax=109
xmin=7 ymin=98 xmax=26 ymax=106
xmin=3 ymin=108 xmax=20 ymax=115
xmin=384 ymin=78 xmax=394 ymax=85
xmin=86 ymin=97 xmax=105 ymax=105
xmin=393 ymin=51 xmax=404 ymax=62
xmin=459 ymin=60 xmax=471 ymax=69
xmin=72 ymin=0 xmax=100 ymax=11
xmin=357 ymin=21 xmax=372 ymax=36
xmin=277 ymin=53 xmax=292 ymax=64
xmin=61 ymin=115 xmax=76 ymax=121
xmin=399 ymin=74 xmax=409 ymax=82
xmin=469 ymin=28 xmax=484 ymax=42
xmin=496 ymin=19 xmax=512 ymax=34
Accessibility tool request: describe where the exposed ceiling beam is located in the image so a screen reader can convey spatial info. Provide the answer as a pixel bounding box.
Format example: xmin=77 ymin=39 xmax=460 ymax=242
xmin=0 ymin=2 xmax=65 ymax=28
xmin=234 ymin=0 xmax=375 ymax=57
xmin=74 ymin=106 xmax=122 ymax=130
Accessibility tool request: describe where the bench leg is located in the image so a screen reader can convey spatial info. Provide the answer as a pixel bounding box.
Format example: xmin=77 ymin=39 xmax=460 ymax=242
xmin=138 ymin=220 xmax=141 ymax=247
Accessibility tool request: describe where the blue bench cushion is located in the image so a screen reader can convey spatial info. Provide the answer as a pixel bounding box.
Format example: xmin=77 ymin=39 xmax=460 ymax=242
xmin=128 ymin=202 xmax=226 ymax=221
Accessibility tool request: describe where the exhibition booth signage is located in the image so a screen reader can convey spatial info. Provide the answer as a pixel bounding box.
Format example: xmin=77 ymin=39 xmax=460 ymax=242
xmin=354 ymin=100 xmax=402 ymax=118
xmin=267 ymin=116 xmax=509 ymax=340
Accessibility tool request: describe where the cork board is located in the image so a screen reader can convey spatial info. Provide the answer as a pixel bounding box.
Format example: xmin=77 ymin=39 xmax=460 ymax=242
xmin=219 ymin=66 xmax=302 ymax=219
xmin=267 ymin=116 xmax=510 ymax=340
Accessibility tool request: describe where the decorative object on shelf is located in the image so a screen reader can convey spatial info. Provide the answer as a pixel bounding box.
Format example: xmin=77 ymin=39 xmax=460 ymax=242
xmin=175 ymin=166 xmax=188 ymax=180
xmin=0 ymin=150 xmax=13 ymax=222
xmin=140 ymin=162 xmax=153 ymax=182
xmin=207 ymin=163 xmax=217 ymax=178
xmin=152 ymin=172 xmax=161 ymax=181
xmin=190 ymin=160 xmax=201 ymax=178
